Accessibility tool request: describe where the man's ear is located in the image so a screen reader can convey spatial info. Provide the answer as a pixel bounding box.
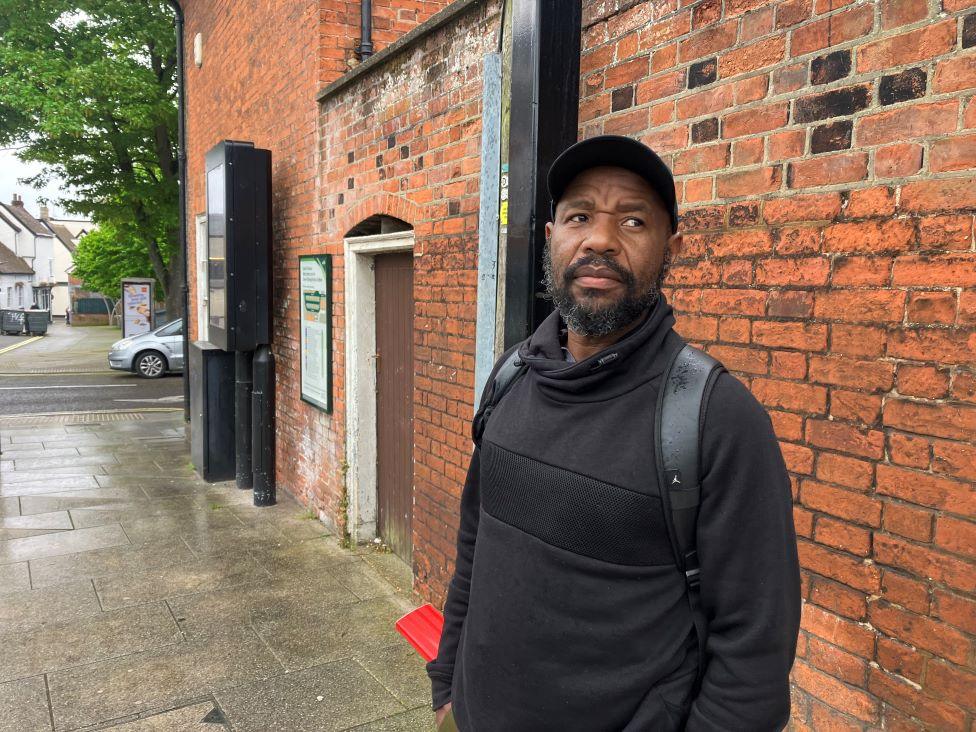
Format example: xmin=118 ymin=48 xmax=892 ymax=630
xmin=544 ymin=221 xmax=553 ymax=240
xmin=666 ymin=230 xmax=683 ymax=259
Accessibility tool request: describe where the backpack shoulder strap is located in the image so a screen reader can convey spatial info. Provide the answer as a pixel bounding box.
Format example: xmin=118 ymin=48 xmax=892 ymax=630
xmin=654 ymin=343 xmax=724 ymax=687
xmin=472 ymin=346 xmax=527 ymax=447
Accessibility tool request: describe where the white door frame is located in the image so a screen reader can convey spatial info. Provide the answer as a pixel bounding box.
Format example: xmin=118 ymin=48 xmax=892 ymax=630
xmin=195 ymin=214 xmax=209 ymax=343
xmin=344 ymin=231 xmax=415 ymax=544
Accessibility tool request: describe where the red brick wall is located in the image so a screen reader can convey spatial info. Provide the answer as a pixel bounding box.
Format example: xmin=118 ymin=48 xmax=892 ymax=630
xmin=315 ymin=1 xmax=499 ymax=602
xmin=182 ymin=0 xmax=446 ymax=518
xmin=581 ymin=1 xmax=976 ymax=729
xmin=319 ymin=1 xmax=451 ymax=80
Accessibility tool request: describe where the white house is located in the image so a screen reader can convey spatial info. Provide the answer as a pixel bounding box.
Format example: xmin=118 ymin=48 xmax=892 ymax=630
xmin=0 ymin=209 xmax=34 ymax=309
xmin=0 ymin=195 xmax=56 ymax=310
xmin=39 ymin=207 xmax=91 ymax=317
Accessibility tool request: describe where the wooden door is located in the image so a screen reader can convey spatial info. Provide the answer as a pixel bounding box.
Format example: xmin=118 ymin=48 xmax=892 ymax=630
xmin=374 ymin=252 xmax=414 ymax=562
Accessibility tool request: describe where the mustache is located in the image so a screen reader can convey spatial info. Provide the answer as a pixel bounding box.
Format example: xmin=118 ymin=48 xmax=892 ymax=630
xmin=563 ymin=255 xmax=636 ymax=288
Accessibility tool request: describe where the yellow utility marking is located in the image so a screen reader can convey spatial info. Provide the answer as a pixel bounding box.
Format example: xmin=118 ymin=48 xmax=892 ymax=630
xmin=0 ymin=336 xmax=42 ymax=356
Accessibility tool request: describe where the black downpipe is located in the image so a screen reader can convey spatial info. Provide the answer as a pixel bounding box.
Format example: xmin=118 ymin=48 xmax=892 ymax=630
xmin=235 ymin=350 xmax=254 ymax=489
xmin=252 ymin=345 xmax=276 ymax=506
xmin=357 ymin=0 xmax=373 ymax=59
xmin=167 ymin=0 xmax=190 ymax=422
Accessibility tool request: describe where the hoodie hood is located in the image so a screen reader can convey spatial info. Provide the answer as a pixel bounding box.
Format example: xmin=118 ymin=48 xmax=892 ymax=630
xmin=517 ymin=294 xmax=677 ymax=402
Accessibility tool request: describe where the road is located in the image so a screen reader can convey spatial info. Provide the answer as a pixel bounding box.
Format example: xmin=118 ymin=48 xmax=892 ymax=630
xmin=0 ymin=322 xmax=184 ymax=415
xmin=0 ymin=371 xmax=183 ymax=414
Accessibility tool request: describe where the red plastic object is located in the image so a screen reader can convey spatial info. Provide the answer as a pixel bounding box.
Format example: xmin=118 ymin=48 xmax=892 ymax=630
xmin=395 ymin=603 xmax=444 ymax=662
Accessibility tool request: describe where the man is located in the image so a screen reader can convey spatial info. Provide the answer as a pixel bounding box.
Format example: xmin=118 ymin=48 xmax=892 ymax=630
xmin=427 ymin=135 xmax=800 ymax=731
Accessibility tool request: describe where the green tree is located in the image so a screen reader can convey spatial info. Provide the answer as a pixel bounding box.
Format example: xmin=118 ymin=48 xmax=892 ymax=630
xmin=0 ymin=0 xmax=182 ymax=318
xmin=72 ymin=222 xmax=156 ymax=297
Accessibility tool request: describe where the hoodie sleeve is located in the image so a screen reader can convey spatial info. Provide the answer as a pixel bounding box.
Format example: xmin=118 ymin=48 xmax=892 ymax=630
xmin=685 ymin=372 xmax=801 ymax=732
xmin=424 ymin=446 xmax=482 ymax=710
xmin=424 ymin=344 xmax=521 ymax=710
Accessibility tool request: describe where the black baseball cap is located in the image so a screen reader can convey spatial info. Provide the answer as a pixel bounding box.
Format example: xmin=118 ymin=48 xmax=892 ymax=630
xmin=546 ymin=135 xmax=678 ymax=232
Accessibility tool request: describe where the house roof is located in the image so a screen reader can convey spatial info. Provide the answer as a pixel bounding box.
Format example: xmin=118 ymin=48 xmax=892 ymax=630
xmin=47 ymin=223 xmax=77 ymax=253
xmin=0 ymin=241 xmax=34 ymax=275
xmin=0 ymin=208 xmax=22 ymax=233
xmin=1 ymin=201 xmax=54 ymax=237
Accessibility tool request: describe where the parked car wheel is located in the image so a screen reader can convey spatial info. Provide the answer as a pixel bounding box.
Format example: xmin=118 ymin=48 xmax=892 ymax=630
xmin=134 ymin=350 xmax=167 ymax=378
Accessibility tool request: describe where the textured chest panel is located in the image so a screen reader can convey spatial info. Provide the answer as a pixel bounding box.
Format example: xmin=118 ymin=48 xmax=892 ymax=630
xmin=480 ymin=440 xmax=675 ymax=566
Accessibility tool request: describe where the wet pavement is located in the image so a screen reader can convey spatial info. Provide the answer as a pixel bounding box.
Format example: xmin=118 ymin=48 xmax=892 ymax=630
xmin=0 ymin=412 xmax=434 ymax=731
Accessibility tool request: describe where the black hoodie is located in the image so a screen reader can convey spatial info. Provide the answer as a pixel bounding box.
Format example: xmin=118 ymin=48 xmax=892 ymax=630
xmin=426 ymin=296 xmax=800 ymax=731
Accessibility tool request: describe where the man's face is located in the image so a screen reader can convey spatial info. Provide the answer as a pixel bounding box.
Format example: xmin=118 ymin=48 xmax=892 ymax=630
xmin=543 ymin=166 xmax=678 ymax=338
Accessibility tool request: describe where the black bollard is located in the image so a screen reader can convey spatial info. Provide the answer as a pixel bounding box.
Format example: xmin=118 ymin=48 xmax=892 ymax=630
xmin=252 ymin=344 xmax=276 ymax=506
xmin=235 ymin=350 xmax=254 ymax=489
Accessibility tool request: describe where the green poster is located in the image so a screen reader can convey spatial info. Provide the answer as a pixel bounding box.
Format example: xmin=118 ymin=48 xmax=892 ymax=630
xmin=299 ymin=255 xmax=332 ymax=412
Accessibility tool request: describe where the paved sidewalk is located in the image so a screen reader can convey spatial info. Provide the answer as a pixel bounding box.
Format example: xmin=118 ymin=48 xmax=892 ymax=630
xmin=0 ymin=411 xmax=434 ymax=731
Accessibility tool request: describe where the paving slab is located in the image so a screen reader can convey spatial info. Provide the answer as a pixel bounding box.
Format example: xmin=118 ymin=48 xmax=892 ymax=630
xmin=0 ymin=474 xmax=100 ymax=492
xmin=116 ymin=510 xmax=246 ymax=546
xmin=0 ymin=560 xmax=30 ymax=593
xmin=13 ymin=455 xmax=119 ymax=471
xmin=0 ymin=446 xmax=80 ymax=460
xmin=67 ymin=498 xmax=203 ymax=528
xmin=0 ymin=580 xmax=102 ymax=632
xmin=0 ymin=523 xmax=129 ymax=564
xmin=19 ymin=489 xmax=156 ymax=515
xmin=98 ymin=699 xmax=228 ymax=731
xmin=330 ymin=555 xmax=415 ymax=603
xmin=47 ymin=629 xmax=281 ymax=730
xmin=0 ymin=675 xmax=53 ymax=732
xmin=0 ymin=510 xmax=73 ymax=531
xmin=0 ymin=495 xmax=20 ymax=517
xmin=230 ymin=505 xmax=335 ymax=542
xmin=0 ymin=510 xmax=74 ymax=539
xmin=347 ymin=707 xmax=436 ymax=732
xmin=178 ymin=521 xmax=301 ymax=557
xmin=0 ymin=601 xmax=181 ymax=683
xmin=216 ymin=658 xmax=407 ymax=732
xmin=94 ymin=554 xmax=271 ymax=611
xmin=251 ymin=595 xmax=409 ymax=673
xmin=27 ymin=540 xmax=197 ymax=588
xmin=246 ymin=534 xmax=364 ymax=576
xmin=353 ymin=642 xmax=434 ymax=709
xmin=167 ymin=569 xmax=361 ymax=642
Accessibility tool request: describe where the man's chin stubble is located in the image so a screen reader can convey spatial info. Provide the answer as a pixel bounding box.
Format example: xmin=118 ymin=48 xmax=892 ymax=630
xmin=541 ymin=240 xmax=669 ymax=338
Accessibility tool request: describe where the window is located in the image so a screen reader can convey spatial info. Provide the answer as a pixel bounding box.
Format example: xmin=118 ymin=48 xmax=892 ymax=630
xmin=155 ymin=319 xmax=183 ymax=337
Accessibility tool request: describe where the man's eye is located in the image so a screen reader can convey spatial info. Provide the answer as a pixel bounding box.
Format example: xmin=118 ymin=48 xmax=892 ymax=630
xmin=567 ymin=213 xmax=588 ymax=223
xmin=622 ymin=217 xmax=644 ymax=227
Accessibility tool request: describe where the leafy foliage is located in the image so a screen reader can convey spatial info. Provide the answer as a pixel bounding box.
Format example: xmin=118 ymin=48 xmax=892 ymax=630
xmin=0 ymin=0 xmax=183 ymax=315
xmin=72 ymin=222 xmax=156 ymax=297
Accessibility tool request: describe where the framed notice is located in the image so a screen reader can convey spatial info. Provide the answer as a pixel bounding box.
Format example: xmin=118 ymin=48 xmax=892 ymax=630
xmin=121 ymin=278 xmax=155 ymax=338
xmin=299 ymin=255 xmax=332 ymax=412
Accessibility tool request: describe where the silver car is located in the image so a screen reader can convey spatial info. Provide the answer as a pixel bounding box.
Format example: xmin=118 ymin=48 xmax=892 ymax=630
xmin=108 ymin=319 xmax=185 ymax=378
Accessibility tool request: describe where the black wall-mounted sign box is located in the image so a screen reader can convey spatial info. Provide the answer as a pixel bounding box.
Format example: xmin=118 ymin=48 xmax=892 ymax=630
xmin=205 ymin=140 xmax=272 ymax=352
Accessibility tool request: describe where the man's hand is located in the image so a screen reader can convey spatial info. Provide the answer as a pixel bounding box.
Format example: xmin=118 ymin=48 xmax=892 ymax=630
xmin=434 ymin=702 xmax=453 ymax=728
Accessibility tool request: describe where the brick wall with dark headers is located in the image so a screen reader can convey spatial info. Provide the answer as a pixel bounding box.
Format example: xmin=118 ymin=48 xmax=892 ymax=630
xmin=183 ymin=0 xmax=974 ymax=727
xmin=581 ymin=0 xmax=976 ymax=729
xmin=315 ymin=1 xmax=499 ymax=603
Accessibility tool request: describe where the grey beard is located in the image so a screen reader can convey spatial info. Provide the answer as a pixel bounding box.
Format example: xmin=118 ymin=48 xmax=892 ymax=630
xmin=541 ymin=241 xmax=668 ymax=338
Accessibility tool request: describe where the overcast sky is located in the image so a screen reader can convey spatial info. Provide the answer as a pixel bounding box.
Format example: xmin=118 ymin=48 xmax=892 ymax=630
xmin=0 ymin=148 xmax=78 ymax=218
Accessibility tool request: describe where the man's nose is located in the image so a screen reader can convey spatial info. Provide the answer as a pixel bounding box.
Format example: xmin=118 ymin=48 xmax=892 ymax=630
xmin=581 ymin=216 xmax=619 ymax=256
